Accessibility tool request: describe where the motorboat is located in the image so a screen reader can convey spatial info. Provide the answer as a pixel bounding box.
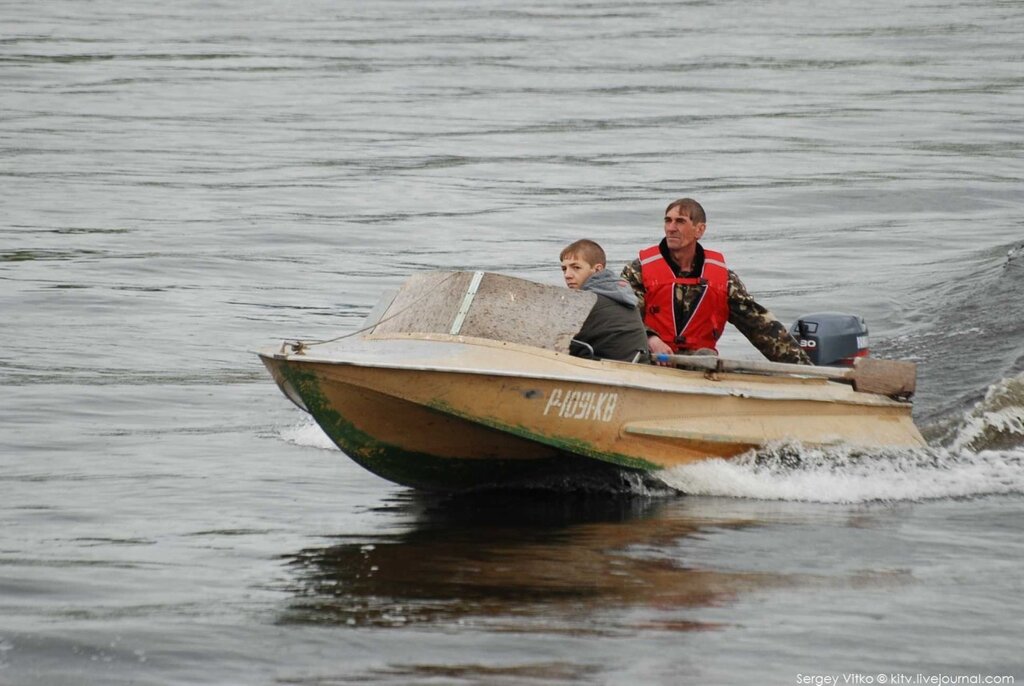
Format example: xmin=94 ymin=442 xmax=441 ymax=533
xmin=258 ymin=271 xmax=924 ymax=491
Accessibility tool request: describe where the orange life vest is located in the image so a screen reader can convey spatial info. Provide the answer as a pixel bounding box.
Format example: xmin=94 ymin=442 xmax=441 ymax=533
xmin=638 ymin=243 xmax=730 ymax=353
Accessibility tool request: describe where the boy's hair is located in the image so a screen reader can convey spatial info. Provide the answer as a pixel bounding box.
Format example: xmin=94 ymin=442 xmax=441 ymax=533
xmin=665 ymin=197 xmax=706 ymax=224
xmin=559 ymin=239 xmax=606 ymax=267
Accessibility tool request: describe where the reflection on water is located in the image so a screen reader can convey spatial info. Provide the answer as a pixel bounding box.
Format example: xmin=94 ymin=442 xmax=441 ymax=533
xmin=279 ymin=494 xmax=882 ymax=633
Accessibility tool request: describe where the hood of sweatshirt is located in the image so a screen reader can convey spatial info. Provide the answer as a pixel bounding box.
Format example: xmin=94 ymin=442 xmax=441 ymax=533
xmin=580 ymin=269 xmax=638 ymax=308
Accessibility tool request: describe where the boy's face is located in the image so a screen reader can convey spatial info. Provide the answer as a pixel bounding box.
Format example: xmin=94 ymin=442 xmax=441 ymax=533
xmin=561 ymin=255 xmax=603 ymax=289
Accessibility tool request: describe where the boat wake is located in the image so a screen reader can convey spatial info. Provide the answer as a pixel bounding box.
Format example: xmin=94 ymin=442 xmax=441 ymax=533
xmin=659 ymin=372 xmax=1024 ymax=503
xmin=656 ymin=445 xmax=1024 ymax=503
xmin=946 ymin=371 xmax=1024 ymax=453
xmin=280 ymin=419 xmax=339 ymax=451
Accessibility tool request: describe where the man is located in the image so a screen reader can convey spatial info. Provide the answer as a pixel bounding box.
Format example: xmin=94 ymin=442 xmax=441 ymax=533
xmin=560 ymin=239 xmax=649 ymax=362
xmin=621 ymin=198 xmax=810 ymax=364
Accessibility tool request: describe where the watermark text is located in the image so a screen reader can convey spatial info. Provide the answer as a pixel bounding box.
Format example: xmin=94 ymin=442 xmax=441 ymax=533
xmin=797 ymin=675 xmax=1014 ymax=686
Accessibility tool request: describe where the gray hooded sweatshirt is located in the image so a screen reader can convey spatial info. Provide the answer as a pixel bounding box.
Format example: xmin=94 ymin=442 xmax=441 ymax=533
xmin=572 ymin=270 xmax=649 ymax=361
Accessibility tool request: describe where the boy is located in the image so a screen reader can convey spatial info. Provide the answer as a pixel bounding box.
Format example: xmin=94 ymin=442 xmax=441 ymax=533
xmin=560 ymin=239 xmax=649 ymax=362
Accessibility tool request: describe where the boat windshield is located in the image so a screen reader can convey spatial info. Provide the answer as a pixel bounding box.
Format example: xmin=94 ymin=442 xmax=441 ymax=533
xmin=363 ymin=271 xmax=596 ymax=353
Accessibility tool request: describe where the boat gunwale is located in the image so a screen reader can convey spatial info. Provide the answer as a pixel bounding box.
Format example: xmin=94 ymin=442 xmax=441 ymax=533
xmin=259 ymin=333 xmax=912 ymax=409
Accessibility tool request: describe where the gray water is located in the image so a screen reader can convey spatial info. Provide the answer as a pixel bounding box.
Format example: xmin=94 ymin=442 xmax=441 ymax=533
xmin=3 ymin=1 xmax=1024 ymax=684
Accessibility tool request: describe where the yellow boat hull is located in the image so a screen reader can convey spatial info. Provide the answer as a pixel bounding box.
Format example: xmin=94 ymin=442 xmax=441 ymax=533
xmin=260 ymin=333 xmax=925 ymax=491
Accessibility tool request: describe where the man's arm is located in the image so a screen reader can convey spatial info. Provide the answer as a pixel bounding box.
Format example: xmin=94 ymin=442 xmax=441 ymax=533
xmin=726 ymin=270 xmax=811 ymax=365
xmin=620 ymin=259 xmax=647 ymax=316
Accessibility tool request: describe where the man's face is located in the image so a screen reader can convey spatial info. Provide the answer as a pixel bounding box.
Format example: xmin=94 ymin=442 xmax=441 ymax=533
xmin=561 ymin=256 xmax=602 ymax=289
xmin=664 ymin=206 xmax=706 ymax=252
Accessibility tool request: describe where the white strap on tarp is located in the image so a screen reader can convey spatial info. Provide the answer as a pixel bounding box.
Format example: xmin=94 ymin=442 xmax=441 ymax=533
xmin=450 ymin=271 xmax=485 ymax=335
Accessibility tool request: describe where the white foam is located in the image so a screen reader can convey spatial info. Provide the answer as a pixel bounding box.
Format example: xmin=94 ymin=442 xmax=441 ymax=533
xmin=279 ymin=418 xmax=339 ymax=451
xmin=954 ymin=406 xmax=1024 ymax=450
xmin=660 ymin=372 xmax=1024 ymax=503
xmin=951 ymin=373 xmax=1024 ymax=452
xmin=657 ymin=445 xmax=1024 ymax=504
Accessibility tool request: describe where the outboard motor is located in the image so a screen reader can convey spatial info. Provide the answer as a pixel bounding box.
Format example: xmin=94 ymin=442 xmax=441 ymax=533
xmin=790 ymin=313 xmax=869 ymax=366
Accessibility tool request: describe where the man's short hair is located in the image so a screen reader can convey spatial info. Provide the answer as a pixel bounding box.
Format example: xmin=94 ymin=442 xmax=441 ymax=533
xmin=665 ymin=198 xmax=706 ymax=224
xmin=559 ymin=239 xmax=606 ymax=267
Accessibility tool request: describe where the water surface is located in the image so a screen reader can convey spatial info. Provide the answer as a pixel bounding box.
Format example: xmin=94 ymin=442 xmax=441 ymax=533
xmin=2 ymin=0 xmax=1023 ymax=683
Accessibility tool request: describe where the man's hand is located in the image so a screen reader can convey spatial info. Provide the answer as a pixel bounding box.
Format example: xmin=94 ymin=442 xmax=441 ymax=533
xmin=648 ymin=335 xmax=673 ymax=365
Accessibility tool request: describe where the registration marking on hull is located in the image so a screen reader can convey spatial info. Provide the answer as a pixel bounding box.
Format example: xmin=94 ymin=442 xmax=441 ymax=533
xmin=542 ymin=388 xmax=619 ymax=422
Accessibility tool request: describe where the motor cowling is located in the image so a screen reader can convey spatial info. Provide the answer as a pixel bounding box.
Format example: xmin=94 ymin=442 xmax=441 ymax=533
xmin=790 ymin=313 xmax=869 ymax=366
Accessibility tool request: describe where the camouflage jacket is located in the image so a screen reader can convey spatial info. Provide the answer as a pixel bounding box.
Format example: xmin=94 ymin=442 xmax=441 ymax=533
xmin=620 ymin=241 xmax=811 ymax=364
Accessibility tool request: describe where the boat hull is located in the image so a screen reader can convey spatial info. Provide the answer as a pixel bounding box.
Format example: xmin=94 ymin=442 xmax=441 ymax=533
xmin=261 ymin=334 xmax=926 ymax=491
xmin=269 ymin=359 xmax=650 ymax=490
